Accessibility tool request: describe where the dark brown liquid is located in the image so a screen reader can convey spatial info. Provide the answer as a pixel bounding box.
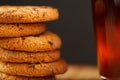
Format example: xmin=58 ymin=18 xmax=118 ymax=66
xmin=92 ymin=0 xmax=120 ymax=78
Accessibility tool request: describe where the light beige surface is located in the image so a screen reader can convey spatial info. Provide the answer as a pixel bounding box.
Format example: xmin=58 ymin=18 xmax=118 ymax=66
xmin=56 ymin=65 xmax=99 ymax=80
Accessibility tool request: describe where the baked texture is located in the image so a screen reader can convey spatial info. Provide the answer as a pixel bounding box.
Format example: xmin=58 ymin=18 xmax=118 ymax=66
xmin=0 ymin=48 xmax=60 ymax=63
xmin=0 ymin=59 xmax=67 ymax=77
xmin=0 ymin=6 xmax=59 ymax=23
xmin=0 ymin=31 xmax=62 ymax=52
xmin=0 ymin=73 xmax=55 ymax=80
xmin=0 ymin=23 xmax=46 ymax=37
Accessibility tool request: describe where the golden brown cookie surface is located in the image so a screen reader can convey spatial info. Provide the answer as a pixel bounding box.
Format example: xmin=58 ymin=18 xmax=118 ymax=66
xmin=0 ymin=59 xmax=67 ymax=77
xmin=0 ymin=73 xmax=55 ymax=80
xmin=0 ymin=48 xmax=60 ymax=63
xmin=0 ymin=31 xmax=62 ymax=52
xmin=0 ymin=6 xmax=59 ymax=23
xmin=0 ymin=23 xmax=46 ymax=37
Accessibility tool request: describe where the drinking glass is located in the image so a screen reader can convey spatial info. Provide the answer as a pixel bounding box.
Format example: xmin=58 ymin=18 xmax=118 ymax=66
xmin=92 ymin=0 xmax=120 ymax=80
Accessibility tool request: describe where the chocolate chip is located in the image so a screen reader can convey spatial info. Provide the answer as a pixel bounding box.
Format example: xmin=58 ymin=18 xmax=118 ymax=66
xmin=48 ymin=41 xmax=53 ymax=46
xmin=43 ymin=13 xmax=45 ymax=17
xmin=41 ymin=59 xmax=45 ymax=62
xmin=19 ymin=27 xmax=23 ymax=30
xmin=32 ymin=8 xmax=37 ymax=11
xmin=28 ymin=64 xmax=35 ymax=68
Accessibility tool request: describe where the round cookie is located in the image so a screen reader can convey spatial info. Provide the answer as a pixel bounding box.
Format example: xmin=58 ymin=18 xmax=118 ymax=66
xmin=0 ymin=59 xmax=67 ymax=77
xmin=0 ymin=73 xmax=55 ymax=80
xmin=0 ymin=31 xmax=62 ymax=52
xmin=0 ymin=6 xmax=59 ymax=23
xmin=0 ymin=23 xmax=46 ymax=37
xmin=0 ymin=48 xmax=60 ymax=63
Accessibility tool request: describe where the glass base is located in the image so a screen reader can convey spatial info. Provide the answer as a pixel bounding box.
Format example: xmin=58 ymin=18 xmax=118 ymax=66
xmin=100 ymin=76 xmax=120 ymax=80
xmin=100 ymin=76 xmax=106 ymax=80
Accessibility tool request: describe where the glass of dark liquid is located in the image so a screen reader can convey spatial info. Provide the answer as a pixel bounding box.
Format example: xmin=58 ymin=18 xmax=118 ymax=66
xmin=92 ymin=0 xmax=120 ymax=80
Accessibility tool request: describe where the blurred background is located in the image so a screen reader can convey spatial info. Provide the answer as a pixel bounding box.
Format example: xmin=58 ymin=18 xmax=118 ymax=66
xmin=0 ymin=0 xmax=97 ymax=65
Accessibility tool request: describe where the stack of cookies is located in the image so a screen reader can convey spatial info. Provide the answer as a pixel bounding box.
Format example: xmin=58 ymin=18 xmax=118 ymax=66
xmin=0 ymin=6 xmax=67 ymax=80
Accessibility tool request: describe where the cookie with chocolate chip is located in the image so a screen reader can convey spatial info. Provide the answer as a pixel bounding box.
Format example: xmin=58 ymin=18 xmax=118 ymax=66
xmin=0 ymin=48 xmax=60 ymax=63
xmin=0 ymin=59 xmax=67 ymax=77
xmin=0 ymin=23 xmax=46 ymax=37
xmin=0 ymin=72 xmax=55 ymax=80
xmin=0 ymin=31 xmax=62 ymax=52
xmin=0 ymin=6 xmax=59 ymax=23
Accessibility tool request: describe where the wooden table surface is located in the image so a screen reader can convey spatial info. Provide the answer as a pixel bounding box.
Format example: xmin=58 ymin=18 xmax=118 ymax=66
xmin=56 ymin=65 xmax=99 ymax=80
